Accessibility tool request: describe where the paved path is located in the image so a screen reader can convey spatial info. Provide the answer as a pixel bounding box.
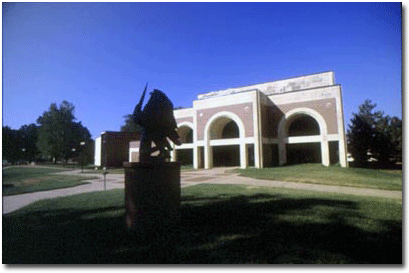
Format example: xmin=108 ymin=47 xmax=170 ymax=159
xmin=2 ymin=170 xmax=124 ymax=214
xmin=181 ymin=168 xmax=402 ymax=199
xmin=2 ymin=167 xmax=402 ymax=214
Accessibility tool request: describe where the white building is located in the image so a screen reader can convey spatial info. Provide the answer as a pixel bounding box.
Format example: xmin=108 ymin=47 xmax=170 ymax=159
xmin=130 ymin=71 xmax=348 ymax=169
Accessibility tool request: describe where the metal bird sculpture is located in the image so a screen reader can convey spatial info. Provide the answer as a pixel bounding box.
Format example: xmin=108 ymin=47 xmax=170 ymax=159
xmin=132 ymin=83 xmax=181 ymax=162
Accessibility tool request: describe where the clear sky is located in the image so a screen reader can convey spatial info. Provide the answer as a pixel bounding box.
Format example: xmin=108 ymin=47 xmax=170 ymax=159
xmin=2 ymin=2 xmax=402 ymax=139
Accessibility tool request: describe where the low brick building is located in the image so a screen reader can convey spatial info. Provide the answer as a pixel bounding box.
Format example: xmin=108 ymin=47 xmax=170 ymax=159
xmin=94 ymin=131 xmax=140 ymax=168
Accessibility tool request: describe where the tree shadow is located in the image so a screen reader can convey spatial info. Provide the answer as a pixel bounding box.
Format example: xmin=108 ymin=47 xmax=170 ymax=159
xmin=349 ymin=161 xmax=402 ymax=170
xmin=176 ymin=194 xmax=401 ymax=264
xmin=3 ymin=193 xmax=402 ymax=264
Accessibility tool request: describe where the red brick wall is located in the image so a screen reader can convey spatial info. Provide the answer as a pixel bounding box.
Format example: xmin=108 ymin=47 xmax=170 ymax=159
xmin=277 ymin=98 xmax=338 ymax=134
xmin=176 ymin=117 xmax=193 ymax=125
xmin=102 ymin=132 xmax=140 ymax=168
xmin=260 ymin=104 xmax=284 ymax=138
xmin=260 ymin=98 xmax=338 ymax=138
xmin=196 ymin=102 xmax=254 ymax=140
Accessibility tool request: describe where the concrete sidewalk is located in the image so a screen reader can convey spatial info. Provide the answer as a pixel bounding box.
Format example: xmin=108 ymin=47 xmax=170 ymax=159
xmin=204 ymin=173 xmax=402 ymax=199
xmin=2 ymin=167 xmax=402 ymax=215
xmin=2 ymin=168 xmax=203 ymax=214
xmin=2 ymin=174 xmax=124 ymax=215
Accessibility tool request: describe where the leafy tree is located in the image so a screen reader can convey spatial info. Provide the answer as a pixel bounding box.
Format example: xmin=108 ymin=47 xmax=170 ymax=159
xmin=2 ymin=126 xmax=21 ymax=164
xmin=120 ymin=114 xmax=141 ymax=132
xmin=347 ymin=100 xmax=400 ymax=167
xmin=389 ymin=116 xmax=402 ymax=162
xmin=347 ymin=114 xmax=374 ymax=166
xmin=36 ymin=101 xmax=92 ymax=164
xmin=19 ymin=123 xmax=40 ymax=162
xmin=77 ymin=138 xmax=95 ymax=167
xmin=2 ymin=124 xmax=40 ymax=164
xmin=372 ymin=121 xmax=393 ymax=165
xmin=121 ymin=106 xmax=184 ymax=132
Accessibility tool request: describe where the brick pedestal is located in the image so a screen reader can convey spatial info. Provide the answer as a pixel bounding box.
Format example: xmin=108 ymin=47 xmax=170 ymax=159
xmin=123 ymin=162 xmax=181 ymax=235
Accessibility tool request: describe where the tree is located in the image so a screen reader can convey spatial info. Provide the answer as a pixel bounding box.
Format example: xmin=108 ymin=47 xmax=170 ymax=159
xmin=121 ymin=104 xmax=184 ymax=132
xmin=2 ymin=124 xmax=40 ymax=164
xmin=77 ymin=138 xmax=95 ymax=167
xmin=36 ymin=101 xmax=92 ymax=164
xmin=347 ymin=100 xmax=400 ymax=167
xmin=347 ymin=114 xmax=374 ymax=166
xmin=2 ymin=126 xmax=21 ymax=164
xmin=120 ymin=114 xmax=141 ymax=132
xmin=387 ymin=116 xmax=402 ymax=162
xmin=19 ymin=123 xmax=40 ymax=162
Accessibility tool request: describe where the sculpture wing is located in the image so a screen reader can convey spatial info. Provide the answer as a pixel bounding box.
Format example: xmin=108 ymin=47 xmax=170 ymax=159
xmin=132 ymin=83 xmax=148 ymax=126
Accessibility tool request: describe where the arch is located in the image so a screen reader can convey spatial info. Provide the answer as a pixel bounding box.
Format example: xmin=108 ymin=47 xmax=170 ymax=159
xmin=222 ymin=121 xmax=240 ymax=139
xmin=177 ymin=121 xmax=194 ymax=130
xmin=203 ymin=111 xmax=247 ymax=169
xmin=207 ymin=117 xmax=240 ymax=140
xmin=277 ymin=108 xmax=329 ymax=166
xmin=287 ymin=115 xmax=320 ymax=136
xmin=278 ymin=108 xmax=328 ymax=140
xmin=177 ymin=122 xmax=194 ymax=143
xmin=204 ymin=111 xmax=245 ymax=141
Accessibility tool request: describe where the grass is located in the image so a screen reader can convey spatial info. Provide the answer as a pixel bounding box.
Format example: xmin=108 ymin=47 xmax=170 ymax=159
xmin=2 ymin=166 xmax=95 ymax=196
xmin=181 ymin=164 xmax=194 ymax=171
xmin=234 ymin=164 xmax=402 ymax=191
xmin=2 ymin=184 xmax=402 ymax=264
xmin=83 ymin=168 xmax=125 ymax=174
xmin=82 ymin=165 xmax=194 ymax=175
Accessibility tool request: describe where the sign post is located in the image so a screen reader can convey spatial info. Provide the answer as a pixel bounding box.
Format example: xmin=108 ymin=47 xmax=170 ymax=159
xmin=103 ymin=168 xmax=108 ymax=191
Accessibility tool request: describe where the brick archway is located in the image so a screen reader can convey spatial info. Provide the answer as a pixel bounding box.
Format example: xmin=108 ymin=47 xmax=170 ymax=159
xmin=204 ymin=111 xmax=247 ymax=169
xmin=277 ymin=108 xmax=329 ymax=166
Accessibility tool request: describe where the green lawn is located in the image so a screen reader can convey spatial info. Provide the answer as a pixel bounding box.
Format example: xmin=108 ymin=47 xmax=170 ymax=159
xmin=83 ymin=168 xmax=125 ymax=174
xmin=234 ymin=164 xmax=402 ymax=191
xmin=82 ymin=165 xmax=193 ymax=175
xmin=3 ymin=184 xmax=402 ymax=264
xmin=2 ymin=166 xmax=94 ymax=196
xmin=181 ymin=164 xmax=194 ymax=171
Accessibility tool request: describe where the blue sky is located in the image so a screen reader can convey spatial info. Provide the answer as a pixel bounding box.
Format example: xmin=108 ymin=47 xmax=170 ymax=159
xmin=3 ymin=2 xmax=402 ymax=139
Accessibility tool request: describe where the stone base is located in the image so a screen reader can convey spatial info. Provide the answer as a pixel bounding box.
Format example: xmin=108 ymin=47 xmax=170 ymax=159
xmin=123 ymin=162 xmax=181 ymax=236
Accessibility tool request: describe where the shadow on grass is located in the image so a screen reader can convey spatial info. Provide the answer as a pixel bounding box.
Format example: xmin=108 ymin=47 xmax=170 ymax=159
xmin=3 ymin=194 xmax=402 ymax=264
xmin=348 ymin=161 xmax=402 ymax=170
